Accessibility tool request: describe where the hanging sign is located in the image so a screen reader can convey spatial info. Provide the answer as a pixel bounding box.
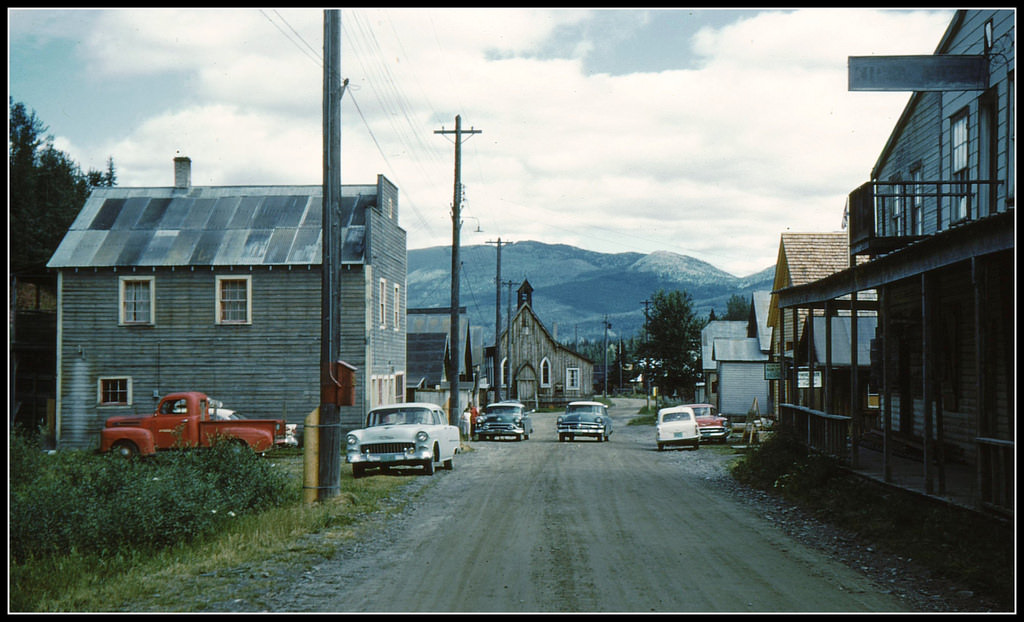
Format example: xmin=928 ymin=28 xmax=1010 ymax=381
xmin=848 ymin=55 xmax=988 ymax=91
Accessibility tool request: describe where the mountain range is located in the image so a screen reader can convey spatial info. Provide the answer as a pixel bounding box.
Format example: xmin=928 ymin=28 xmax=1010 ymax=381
xmin=407 ymin=241 xmax=775 ymax=344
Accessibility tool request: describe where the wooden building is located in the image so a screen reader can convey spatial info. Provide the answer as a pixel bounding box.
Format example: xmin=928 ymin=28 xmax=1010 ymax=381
xmin=46 ymin=157 xmax=407 ymax=448
xmin=406 ymin=307 xmax=486 ymax=408
xmin=775 ymin=10 xmax=1014 ymax=516
xmin=501 ymin=280 xmax=593 ymax=407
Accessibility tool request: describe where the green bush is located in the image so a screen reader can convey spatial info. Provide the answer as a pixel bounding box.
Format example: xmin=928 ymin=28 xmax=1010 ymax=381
xmin=9 ymin=434 xmax=296 ymax=563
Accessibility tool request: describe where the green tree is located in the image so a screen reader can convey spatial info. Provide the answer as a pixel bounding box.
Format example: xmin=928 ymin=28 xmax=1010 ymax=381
xmin=8 ymin=98 xmax=115 ymax=274
xmin=724 ymin=293 xmax=751 ymax=321
xmin=640 ymin=289 xmax=702 ymax=400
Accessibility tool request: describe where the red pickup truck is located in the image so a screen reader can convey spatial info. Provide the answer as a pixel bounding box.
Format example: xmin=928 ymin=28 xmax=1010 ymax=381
xmin=100 ymin=391 xmax=288 ymax=458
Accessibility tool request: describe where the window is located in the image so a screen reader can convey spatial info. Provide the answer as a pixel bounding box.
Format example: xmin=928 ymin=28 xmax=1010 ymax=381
xmin=951 ymin=111 xmax=969 ymax=223
xmin=540 ymin=358 xmax=551 ymax=387
xmin=566 ymin=367 xmax=580 ymax=391
xmin=119 ymin=276 xmax=154 ymax=325
xmin=98 ymin=377 xmax=131 ymax=405
xmin=910 ymin=166 xmax=924 ymax=235
xmin=393 ymin=284 xmax=401 ymax=330
xmin=216 ymin=275 xmax=251 ymax=325
xmin=501 ymin=357 xmax=509 ymax=388
xmin=891 ymin=176 xmax=904 ymax=235
xmin=1009 ymin=71 xmax=1015 ymax=206
xmin=379 ymin=278 xmax=387 ymax=328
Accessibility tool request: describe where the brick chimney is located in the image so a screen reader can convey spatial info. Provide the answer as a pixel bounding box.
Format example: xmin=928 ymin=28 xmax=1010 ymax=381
xmin=174 ymin=156 xmax=191 ymax=189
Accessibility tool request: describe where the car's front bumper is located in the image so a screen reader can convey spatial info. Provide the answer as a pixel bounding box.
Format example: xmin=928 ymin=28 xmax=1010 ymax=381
xmin=558 ymin=424 xmax=605 ymax=438
xmin=698 ymin=427 xmax=729 ymax=441
xmin=346 ymin=444 xmax=432 ymax=465
xmin=477 ymin=424 xmax=526 ymax=438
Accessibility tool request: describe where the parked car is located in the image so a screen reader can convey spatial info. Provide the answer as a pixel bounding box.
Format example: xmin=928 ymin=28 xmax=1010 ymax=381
xmin=346 ymin=403 xmax=460 ymax=478
xmin=557 ymin=401 xmax=612 ymax=442
xmin=688 ymin=403 xmax=730 ymax=444
xmin=475 ymin=400 xmax=534 ymax=441
xmin=656 ymin=405 xmax=701 ymax=451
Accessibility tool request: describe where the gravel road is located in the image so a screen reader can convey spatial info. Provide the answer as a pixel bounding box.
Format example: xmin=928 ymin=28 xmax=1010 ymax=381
xmin=201 ymin=398 xmax=995 ymax=614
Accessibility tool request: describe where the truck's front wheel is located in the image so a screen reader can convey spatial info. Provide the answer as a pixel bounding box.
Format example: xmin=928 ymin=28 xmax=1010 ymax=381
xmin=111 ymin=440 xmax=139 ymax=459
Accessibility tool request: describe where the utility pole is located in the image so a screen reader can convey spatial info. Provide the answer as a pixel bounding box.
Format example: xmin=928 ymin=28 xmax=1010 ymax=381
xmin=318 ymin=9 xmax=342 ymax=500
xmin=603 ymin=315 xmax=611 ymax=398
xmin=435 ymin=116 xmax=481 ymax=426
xmin=486 ymin=238 xmax=511 ymax=402
xmin=641 ymin=299 xmax=651 ymax=411
xmin=504 ymin=279 xmax=515 ymax=399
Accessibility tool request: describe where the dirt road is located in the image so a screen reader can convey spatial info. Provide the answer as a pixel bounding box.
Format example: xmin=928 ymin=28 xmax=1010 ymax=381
xmin=258 ymin=399 xmax=911 ymax=613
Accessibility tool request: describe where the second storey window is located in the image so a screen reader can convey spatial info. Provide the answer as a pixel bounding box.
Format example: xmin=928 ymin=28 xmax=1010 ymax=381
xmin=393 ymin=283 xmax=401 ymax=330
xmin=379 ymin=278 xmax=387 ymax=328
xmin=951 ymin=111 xmax=969 ymax=223
xmin=119 ymin=276 xmax=154 ymax=325
xmin=910 ymin=167 xmax=924 ymax=235
xmin=216 ymin=275 xmax=251 ymax=325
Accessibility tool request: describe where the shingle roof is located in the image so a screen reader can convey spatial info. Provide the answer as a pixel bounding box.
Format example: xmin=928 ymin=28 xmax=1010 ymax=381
xmin=47 ymin=184 xmax=378 ymax=269
xmin=779 ymin=233 xmax=850 ymax=287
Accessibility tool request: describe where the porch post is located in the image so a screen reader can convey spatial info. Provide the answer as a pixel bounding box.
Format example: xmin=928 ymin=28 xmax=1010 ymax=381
xmin=881 ymin=287 xmax=892 ymax=482
xmin=851 ymin=290 xmax=860 ymax=468
xmin=921 ymin=272 xmax=934 ymax=495
xmin=972 ymin=256 xmax=985 ymax=509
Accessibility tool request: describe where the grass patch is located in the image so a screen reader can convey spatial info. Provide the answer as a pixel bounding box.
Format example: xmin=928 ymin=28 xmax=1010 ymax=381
xmin=9 ymin=433 xmax=414 ymax=612
xmin=730 ymin=429 xmax=1014 ymax=608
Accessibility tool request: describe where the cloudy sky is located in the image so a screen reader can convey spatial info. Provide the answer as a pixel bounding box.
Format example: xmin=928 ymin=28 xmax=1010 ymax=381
xmin=8 ymin=8 xmax=956 ymax=276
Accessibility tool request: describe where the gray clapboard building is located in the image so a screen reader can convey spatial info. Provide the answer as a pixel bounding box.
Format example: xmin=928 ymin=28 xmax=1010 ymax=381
xmin=46 ymin=157 xmax=407 ymax=449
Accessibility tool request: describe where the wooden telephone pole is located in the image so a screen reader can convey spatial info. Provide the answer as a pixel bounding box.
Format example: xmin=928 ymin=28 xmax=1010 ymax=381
xmin=486 ymin=238 xmax=511 ymax=402
xmin=435 ymin=116 xmax=481 ymax=425
xmin=318 ymin=9 xmax=343 ymax=499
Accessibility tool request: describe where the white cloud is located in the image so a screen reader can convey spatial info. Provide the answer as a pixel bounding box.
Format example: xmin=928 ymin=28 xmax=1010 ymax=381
xmin=9 ymin=7 xmax=956 ymax=276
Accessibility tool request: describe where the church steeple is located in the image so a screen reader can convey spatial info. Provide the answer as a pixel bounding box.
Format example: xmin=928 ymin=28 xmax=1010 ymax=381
xmin=517 ymin=279 xmax=533 ymax=309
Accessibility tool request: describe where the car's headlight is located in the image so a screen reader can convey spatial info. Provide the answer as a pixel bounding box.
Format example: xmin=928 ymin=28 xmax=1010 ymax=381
xmin=346 ymin=434 xmax=359 ymax=446
xmin=514 ymin=417 xmax=521 ymax=425
xmin=416 ymin=431 xmax=429 ymax=443
xmin=595 ymin=416 xmax=604 ymax=425
xmin=557 ymin=416 xmax=564 ymax=424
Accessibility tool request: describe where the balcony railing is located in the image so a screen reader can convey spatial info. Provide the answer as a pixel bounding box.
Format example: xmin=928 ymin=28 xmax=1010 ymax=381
xmin=779 ymin=403 xmax=852 ymax=463
xmin=847 ymin=179 xmax=1003 ymax=257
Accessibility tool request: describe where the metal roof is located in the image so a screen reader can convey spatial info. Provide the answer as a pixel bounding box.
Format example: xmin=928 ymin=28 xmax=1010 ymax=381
xmin=712 ymin=337 xmax=768 ymax=363
xmin=47 ymin=184 xmax=379 ymax=269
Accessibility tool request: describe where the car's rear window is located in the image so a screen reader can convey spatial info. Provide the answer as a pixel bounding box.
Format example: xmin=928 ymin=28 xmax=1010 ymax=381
xmin=662 ymin=411 xmax=692 ymax=422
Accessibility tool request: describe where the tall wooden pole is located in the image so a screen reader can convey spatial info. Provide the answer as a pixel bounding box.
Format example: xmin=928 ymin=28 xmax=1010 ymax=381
xmin=318 ymin=9 xmax=342 ymax=499
xmin=435 ymin=116 xmax=481 ymax=425
xmin=486 ymin=238 xmax=509 ymax=402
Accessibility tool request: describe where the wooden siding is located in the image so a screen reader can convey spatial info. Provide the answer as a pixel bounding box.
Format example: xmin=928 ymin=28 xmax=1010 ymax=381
xmin=57 ymin=267 xmax=321 ymax=449
xmin=717 ymin=362 xmax=769 ymax=417
xmin=504 ymin=305 xmax=592 ymax=404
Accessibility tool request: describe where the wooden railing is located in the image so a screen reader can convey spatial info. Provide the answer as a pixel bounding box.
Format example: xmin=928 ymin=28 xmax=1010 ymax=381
xmin=779 ymin=403 xmax=852 ymax=463
xmin=977 ymin=437 xmax=1014 ymax=515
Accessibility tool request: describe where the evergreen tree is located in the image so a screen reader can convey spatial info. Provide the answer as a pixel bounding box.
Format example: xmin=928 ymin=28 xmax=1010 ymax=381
xmin=8 ymin=99 xmax=116 ymax=274
xmin=640 ymin=289 xmax=702 ymax=400
xmin=724 ymin=293 xmax=751 ymax=321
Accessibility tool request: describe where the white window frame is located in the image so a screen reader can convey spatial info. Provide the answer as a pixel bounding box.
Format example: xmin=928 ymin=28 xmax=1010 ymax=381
xmin=566 ymin=367 xmax=581 ymax=391
xmin=119 ymin=276 xmax=155 ymax=325
xmin=393 ymin=283 xmax=401 ymax=331
xmin=540 ymin=357 xmax=552 ymax=387
xmin=501 ymin=357 xmax=509 ymax=388
xmin=910 ymin=166 xmax=924 ymax=235
xmin=98 ymin=376 xmax=133 ymax=406
xmin=215 ymin=275 xmax=252 ymax=325
xmin=951 ymin=111 xmax=969 ymax=223
xmin=379 ymin=278 xmax=387 ymax=329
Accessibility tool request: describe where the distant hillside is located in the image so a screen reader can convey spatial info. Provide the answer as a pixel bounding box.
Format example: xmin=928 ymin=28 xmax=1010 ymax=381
xmin=407 ymin=241 xmax=774 ymax=343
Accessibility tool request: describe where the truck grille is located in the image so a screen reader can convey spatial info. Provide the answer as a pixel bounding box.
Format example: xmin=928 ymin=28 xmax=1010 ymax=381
xmin=363 ymin=442 xmax=414 ymax=455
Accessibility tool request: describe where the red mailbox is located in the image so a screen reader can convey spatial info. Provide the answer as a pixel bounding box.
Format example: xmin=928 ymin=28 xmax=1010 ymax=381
xmin=322 ymin=360 xmax=357 ymax=406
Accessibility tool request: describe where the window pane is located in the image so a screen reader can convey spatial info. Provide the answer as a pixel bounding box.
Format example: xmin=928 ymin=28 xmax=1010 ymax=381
xmin=123 ymin=280 xmax=151 ymax=323
xmin=220 ymin=279 xmax=248 ymax=322
xmin=101 ymin=378 xmax=129 ymax=404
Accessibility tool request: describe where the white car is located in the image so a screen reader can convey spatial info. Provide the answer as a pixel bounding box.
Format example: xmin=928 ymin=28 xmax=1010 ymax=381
xmin=346 ymin=403 xmax=460 ymax=478
xmin=656 ymin=405 xmax=701 ymax=451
